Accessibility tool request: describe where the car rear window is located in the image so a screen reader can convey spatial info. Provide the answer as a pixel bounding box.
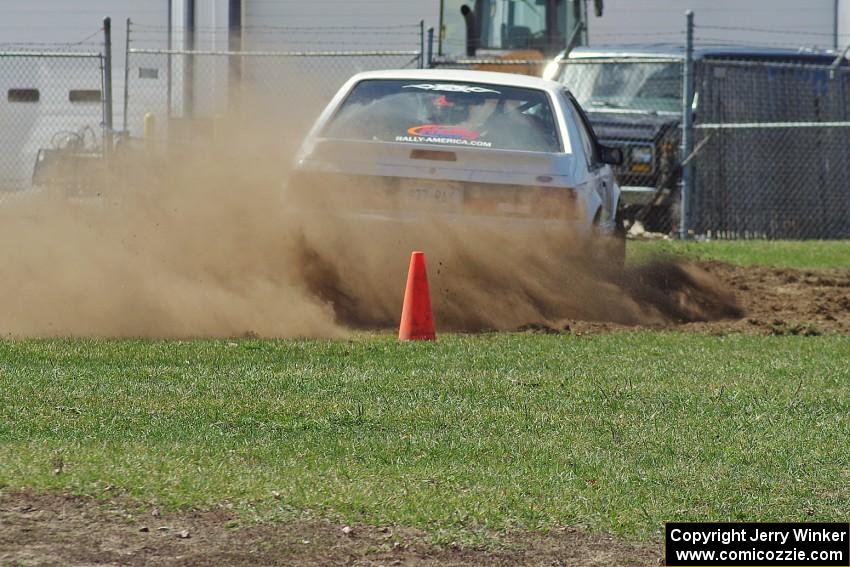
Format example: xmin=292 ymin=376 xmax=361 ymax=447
xmin=324 ymin=79 xmax=561 ymax=153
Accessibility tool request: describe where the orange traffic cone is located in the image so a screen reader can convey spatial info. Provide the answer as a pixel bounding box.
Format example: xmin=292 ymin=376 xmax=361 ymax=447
xmin=398 ymin=251 xmax=436 ymax=341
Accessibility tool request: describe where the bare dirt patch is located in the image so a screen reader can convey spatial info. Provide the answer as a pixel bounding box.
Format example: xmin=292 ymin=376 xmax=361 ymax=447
xmin=680 ymin=261 xmax=850 ymax=335
xmin=0 ymin=491 xmax=658 ymax=567
xmin=555 ymin=261 xmax=850 ymax=336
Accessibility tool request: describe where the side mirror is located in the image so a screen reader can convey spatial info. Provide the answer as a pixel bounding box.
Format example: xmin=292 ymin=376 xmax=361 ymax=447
xmin=600 ymin=146 xmax=623 ymax=166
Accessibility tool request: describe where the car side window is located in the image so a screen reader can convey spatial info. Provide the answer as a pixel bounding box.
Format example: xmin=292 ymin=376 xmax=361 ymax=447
xmin=566 ymin=97 xmax=599 ymax=167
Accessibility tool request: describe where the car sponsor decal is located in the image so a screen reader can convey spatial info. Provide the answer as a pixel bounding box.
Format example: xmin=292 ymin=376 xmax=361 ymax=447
xmin=407 ymin=124 xmax=480 ymax=140
xmin=396 ymin=124 xmax=493 ymax=148
xmin=402 ymin=83 xmax=501 ymax=94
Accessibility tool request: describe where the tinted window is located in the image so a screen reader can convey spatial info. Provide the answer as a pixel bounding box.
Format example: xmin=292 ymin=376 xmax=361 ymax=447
xmin=325 ymin=79 xmax=561 ymax=153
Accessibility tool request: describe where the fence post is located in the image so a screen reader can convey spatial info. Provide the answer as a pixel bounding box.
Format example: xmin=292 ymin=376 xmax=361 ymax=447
xmin=679 ymin=10 xmax=695 ymax=240
xmin=167 ymin=0 xmax=173 ymax=118
xmin=419 ymin=20 xmax=425 ymax=69
xmin=184 ymin=0 xmax=196 ymax=119
xmin=103 ymin=17 xmax=114 ymax=159
xmin=123 ymin=18 xmax=131 ymax=133
xmin=427 ymin=27 xmax=435 ymax=68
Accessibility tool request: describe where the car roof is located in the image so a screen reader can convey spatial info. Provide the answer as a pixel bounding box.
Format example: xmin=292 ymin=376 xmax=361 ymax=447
xmin=567 ymin=43 xmax=843 ymax=65
xmin=346 ymin=69 xmax=565 ymax=94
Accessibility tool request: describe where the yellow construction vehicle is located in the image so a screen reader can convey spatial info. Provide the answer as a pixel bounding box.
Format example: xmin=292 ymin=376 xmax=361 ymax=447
xmin=438 ymin=0 xmax=604 ymax=74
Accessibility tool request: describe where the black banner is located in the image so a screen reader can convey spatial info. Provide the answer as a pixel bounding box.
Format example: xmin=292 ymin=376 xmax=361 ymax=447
xmin=665 ymin=523 xmax=849 ymax=566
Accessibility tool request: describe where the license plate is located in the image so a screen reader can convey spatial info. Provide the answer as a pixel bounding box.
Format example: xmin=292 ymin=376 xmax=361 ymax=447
xmin=399 ymin=179 xmax=464 ymax=211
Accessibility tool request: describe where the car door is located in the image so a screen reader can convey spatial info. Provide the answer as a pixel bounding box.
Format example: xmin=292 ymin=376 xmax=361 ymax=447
xmin=565 ymin=92 xmax=618 ymax=233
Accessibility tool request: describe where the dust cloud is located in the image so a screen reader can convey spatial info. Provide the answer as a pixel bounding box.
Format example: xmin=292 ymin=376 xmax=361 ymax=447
xmin=0 ymin=109 xmax=339 ymax=338
xmin=0 ymin=99 xmax=741 ymax=338
xmin=294 ymin=202 xmax=743 ymax=332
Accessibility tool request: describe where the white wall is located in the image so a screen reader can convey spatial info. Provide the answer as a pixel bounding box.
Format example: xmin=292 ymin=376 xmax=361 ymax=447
xmin=589 ymin=0 xmax=839 ymax=50
xmin=243 ymin=0 xmax=439 ymax=51
xmin=238 ymin=0 xmax=440 ymax=128
xmin=0 ymin=1 xmax=165 ymax=45
xmin=840 ymin=0 xmax=850 ymax=50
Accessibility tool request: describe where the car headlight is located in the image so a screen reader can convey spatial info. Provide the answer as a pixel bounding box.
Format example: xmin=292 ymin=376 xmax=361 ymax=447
xmin=630 ymin=147 xmax=653 ymax=164
xmin=627 ymin=146 xmax=654 ymax=174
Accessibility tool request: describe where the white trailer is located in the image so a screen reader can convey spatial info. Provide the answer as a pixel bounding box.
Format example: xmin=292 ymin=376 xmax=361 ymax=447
xmin=0 ymin=1 xmax=167 ymax=190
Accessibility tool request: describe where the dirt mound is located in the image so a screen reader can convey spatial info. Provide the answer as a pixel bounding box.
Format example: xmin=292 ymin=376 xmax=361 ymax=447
xmin=0 ymin=490 xmax=658 ymax=566
xmin=677 ymin=261 xmax=850 ymax=336
xmin=551 ymin=261 xmax=850 ymax=336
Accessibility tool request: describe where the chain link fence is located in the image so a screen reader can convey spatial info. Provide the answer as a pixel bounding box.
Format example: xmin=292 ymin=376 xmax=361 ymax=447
xmin=123 ymin=48 xmax=423 ymax=145
xmin=691 ymin=60 xmax=850 ymax=239
xmin=0 ymin=50 xmax=105 ymax=194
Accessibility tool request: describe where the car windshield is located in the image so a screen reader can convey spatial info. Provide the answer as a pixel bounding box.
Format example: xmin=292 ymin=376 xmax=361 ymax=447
xmin=324 ymin=79 xmax=562 ymax=153
xmin=559 ymin=61 xmax=682 ymax=114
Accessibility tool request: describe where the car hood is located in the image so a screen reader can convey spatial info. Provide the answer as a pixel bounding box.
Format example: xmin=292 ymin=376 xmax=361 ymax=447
xmin=585 ymin=110 xmax=680 ymax=143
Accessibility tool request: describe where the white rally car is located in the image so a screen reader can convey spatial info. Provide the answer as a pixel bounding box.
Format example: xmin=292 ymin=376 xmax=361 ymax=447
xmin=288 ymin=69 xmax=625 ymax=265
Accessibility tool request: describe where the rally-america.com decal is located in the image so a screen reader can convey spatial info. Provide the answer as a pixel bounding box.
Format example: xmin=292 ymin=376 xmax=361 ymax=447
xmin=395 ymin=124 xmax=493 ymax=148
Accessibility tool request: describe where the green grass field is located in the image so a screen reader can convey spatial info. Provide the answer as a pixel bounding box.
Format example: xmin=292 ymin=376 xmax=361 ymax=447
xmin=2 ymin=333 xmax=848 ymax=543
xmin=628 ymin=239 xmax=850 ymax=270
